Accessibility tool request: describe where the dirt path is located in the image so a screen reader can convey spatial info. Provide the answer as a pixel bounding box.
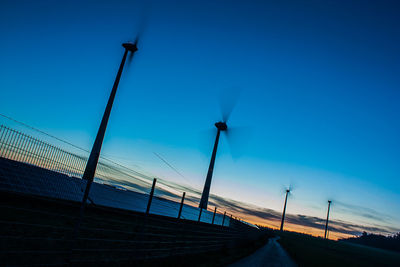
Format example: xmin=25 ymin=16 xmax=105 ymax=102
xmin=229 ymin=236 xmax=297 ymax=267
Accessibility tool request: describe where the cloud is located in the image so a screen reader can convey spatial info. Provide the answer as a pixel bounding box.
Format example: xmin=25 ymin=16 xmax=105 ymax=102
xmin=208 ymin=195 xmax=400 ymax=237
xmin=334 ymin=200 xmax=395 ymax=224
xmin=109 ymin=173 xmax=400 ymax=237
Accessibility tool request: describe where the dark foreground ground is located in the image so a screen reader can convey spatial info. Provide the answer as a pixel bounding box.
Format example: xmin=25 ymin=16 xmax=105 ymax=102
xmin=0 ymin=191 xmax=272 ymax=266
xmin=277 ymin=231 xmax=400 ymax=267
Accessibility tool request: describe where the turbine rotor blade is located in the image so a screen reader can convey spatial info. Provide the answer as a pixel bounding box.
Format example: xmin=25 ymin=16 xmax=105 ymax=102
xmin=289 ymin=182 xmax=297 ymax=193
xmin=224 ymin=126 xmax=251 ymax=159
xmin=128 ymin=51 xmax=135 ymax=63
xmin=127 ymin=34 xmax=141 ymax=64
xmin=280 ymin=185 xmax=288 ymax=195
xmin=219 ymin=87 xmax=241 ymax=123
xmin=127 ymin=10 xmax=149 ymax=63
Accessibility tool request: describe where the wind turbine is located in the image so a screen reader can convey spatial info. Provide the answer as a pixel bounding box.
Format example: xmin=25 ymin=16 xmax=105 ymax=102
xmin=75 ymin=36 xmax=140 ymax=235
xmin=280 ymin=187 xmax=291 ymax=231
xmin=199 ymin=121 xmax=227 ymax=210
xmin=81 ymin=40 xmax=139 ymax=207
xmin=198 ymin=89 xmax=240 ymax=210
xmin=324 ymin=200 xmax=332 ymax=239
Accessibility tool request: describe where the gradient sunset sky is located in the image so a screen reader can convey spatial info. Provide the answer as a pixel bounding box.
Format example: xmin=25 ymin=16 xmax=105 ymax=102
xmin=1 ymin=0 xmax=399 ymax=238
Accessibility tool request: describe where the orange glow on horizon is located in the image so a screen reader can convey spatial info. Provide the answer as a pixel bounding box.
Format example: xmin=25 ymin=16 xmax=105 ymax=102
xmin=233 ymin=211 xmax=354 ymax=240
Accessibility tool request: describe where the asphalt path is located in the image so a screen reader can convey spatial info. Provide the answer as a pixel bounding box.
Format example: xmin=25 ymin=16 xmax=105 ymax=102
xmin=229 ymin=236 xmax=297 ymax=267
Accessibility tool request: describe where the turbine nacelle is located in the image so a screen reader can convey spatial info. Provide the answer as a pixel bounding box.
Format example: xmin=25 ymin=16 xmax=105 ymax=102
xmin=122 ymin=42 xmax=138 ymax=53
xmin=215 ymin=121 xmax=228 ymax=131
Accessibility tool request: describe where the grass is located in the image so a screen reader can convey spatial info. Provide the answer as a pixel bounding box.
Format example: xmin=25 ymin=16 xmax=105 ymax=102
xmin=277 ymin=231 xmax=400 ymax=267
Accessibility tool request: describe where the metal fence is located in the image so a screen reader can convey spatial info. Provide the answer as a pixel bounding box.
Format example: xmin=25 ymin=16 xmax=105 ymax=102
xmin=0 ymin=124 xmax=267 ymax=265
xmin=0 ymin=125 xmax=253 ymax=226
xmin=0 ymin=125 xmax=154 ymax=192
xmin=0 ymin=189 xmax=264 ymax=265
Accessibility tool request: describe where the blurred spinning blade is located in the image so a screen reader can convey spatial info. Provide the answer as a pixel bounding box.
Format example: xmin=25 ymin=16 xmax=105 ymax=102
xmin=281 ymin=183 xmax=296 ymax=196
xmin=219 ymin=86 xmax=241 ymax=123
xmin=224 ymin=126 xmax=252 ymax=159
xmin=127 ymin=12 xmax=148 ymax=63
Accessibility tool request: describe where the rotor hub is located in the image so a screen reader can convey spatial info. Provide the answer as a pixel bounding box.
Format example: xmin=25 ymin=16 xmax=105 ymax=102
xmin=215 ymin=121 xmax=227 ymax=131
xmin=122 ymin=42 xmax=138 ymax=53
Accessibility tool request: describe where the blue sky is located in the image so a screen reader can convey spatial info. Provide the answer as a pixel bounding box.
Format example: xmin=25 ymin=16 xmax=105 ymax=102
xmin=1 ymin=0 xmax=399 ymax=237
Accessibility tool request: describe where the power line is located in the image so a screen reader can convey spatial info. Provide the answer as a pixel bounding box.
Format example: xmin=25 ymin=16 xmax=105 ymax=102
xmin=153 ymin=152 xmax=190 ymax=183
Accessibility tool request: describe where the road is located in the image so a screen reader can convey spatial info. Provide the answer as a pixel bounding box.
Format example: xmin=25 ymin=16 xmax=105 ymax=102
xmin=229 ymin=236 xmax=297 ymax=267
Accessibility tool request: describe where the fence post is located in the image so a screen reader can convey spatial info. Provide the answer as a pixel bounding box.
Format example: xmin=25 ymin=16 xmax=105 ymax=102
xmin=40 ymin=143 xmax=50 ymax=169
xmin=22 ymin=134 xmax=35 ymax=163
xmin=73 ymin=155 xmax=83 ymax=175
xmin=198 ymin=208 xmax=203 ymax=222
xmin=12 ymin=131 xmax=24 ymax=161
xmin=35 ymin=139 xmax=46 ymax=167
xmin=0 ymin=127 xmax=7 ymax=154
xmin=4 ymin=129 xmax=16 ymax=159
xmin=212 ymin=207 xmax=217 ymax=224
xmin=44 ymin=144 xmax=56 ymax=170
xmin=0 ymin=127 xmax=10 ymax=156
xmin=222 ymin=211 xmax=226 ymax=226
xmin=65 ymin=152 xmax=74 ymax=176
xmin=2 ymin=128 xmax=13 ymax=158
xmin=146 ymin=178 xmax=157 ymax=214
xmin=17 ymin=134 xmax=29 ymax=162
xmin=30 ymin=139 xmax=40 ymax=165
xmin=58 ymin=148 xmax=68 ymax=174
xmin=178 ymin=192 xmax=186 ymax=219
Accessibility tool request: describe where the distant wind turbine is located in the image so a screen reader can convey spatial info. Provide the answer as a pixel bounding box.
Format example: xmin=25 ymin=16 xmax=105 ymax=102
xmin=324 ymin=200 xmax=332 ymax=239
xmin=280 ymin=187 xmax=291 ymax=231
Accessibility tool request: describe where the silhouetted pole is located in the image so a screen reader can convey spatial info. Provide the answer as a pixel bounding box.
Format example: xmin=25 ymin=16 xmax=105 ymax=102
xmin=222 ymin=211 xmax=226 ymax=226
xmin=146 ymin=178 xmax=157 ymax=214
xmin=199 ymin=129 xmax=221 ymax=210
xmin=74 ymin=42 xmax=138 ymax=237
xmin=324 ymin=200 xmax=332 ymax=239
xmin=212 ymin=207 xmax=217 ymax=224
xmin=178 ymin=192 xmax=186 ymax=219
xmin=280 ymin=189 xmax=290 ymax=231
